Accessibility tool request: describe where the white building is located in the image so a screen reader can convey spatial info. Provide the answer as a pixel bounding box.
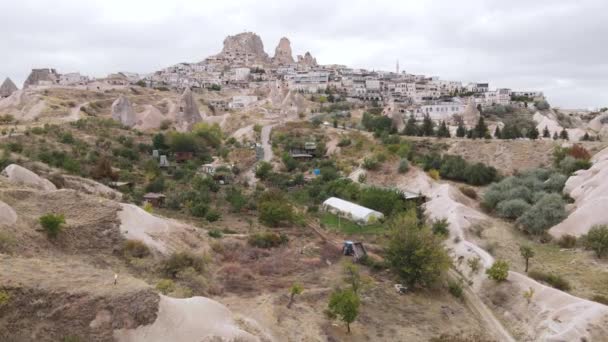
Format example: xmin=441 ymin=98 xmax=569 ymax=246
xmin=414 ymin=99 xmax=466 ymax=121
xmin=229 ymin=95 xmax=258 ymax=109
xmin=58 ymin=72 xmax=89 ymax=86
xmin=231 ymin=67 xmax=251 ymax=81
xmin=483 ymin=88 xmax=511 ymax=105
xmin=288 ymin=71 xmax=329 ymax=93
xmin=365 ymin=79 xmax=381 ymax=91
xmin=322 ymin=197 xmax=384 ymax=224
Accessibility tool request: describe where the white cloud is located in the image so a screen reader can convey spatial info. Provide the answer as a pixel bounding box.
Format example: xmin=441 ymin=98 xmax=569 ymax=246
xmin=1 ymin=0 xmax=606 ymax=108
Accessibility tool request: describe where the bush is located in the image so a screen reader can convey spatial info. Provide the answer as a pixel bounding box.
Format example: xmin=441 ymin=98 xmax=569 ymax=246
xmin=248 ymin=232 xmax=288 ymax=249
xmin=155 ymin=279 xmax=176 ymax=294
xmin=496 ymin=199 xmax=531 ymax=220
xmin=205 ymin=210 xmax=221 ymax=222
xmin=123 ymin=240 xmax=150 ymax=258
xmin=428 ymin=169 xmax=440 ymax=180
xmin=397 ymin=158 xmax=409 ymax=174
xmin=362 ymin=157 xmax=379 ymax=170
xmin=583 ymin=225 xmax=608 ymax=258
xmin=258 ymin=191 xmax=295 ymax=227
xmin=208 ymin=229 xmax=223 ymax=239
xmin=190 ymin=203 xmax=209 ymax=218
xmin=516 ymin=194 xmax=566 ymax=235
xmin=486 ymin=260 xmax=509 ymax=281
xmin=448 ymin=280 xmax=464 ymax=299
xmin=0 ymin=290 xmax=9 ymax=306
xmin=39 ymin=213 xmax=66 ymax=239
xmin=528 ymin=270 xmax=571 ymax=291
xmin=162 ymin=252 xmax=206 ymax=278
xmin=459 ymin=186 xmax=477 ymax=199
xmin=557 ymin=234 xmax=577 ymax=248
xmin=255 ymin=161 xmax=272 ymax=180
xmin=591 ymin=295 xmax=608 ymax=305
xmin=431 ymin=218 xmax=450 ymax=237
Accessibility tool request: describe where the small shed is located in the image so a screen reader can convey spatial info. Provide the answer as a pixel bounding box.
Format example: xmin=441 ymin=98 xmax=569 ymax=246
xmin=322 ymin=197 xmax=384 ymax=224
xmin=343 ymin=241 xmax=368 ymax=261
xmin=143 ymin=193 xmax=166 ymax=207
xmin=174 ymin=151 xmax=194 ymax=163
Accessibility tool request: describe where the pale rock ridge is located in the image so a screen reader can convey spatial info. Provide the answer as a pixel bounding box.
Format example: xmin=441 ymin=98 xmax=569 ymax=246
xmin=1 ymin=164 xmax=56 ymax=191
xmin=272 ymin=37 xmax=294 ymax=65
xmin=176 ymin=88 xmax=203 ymax=131
xmin=0 ymin=200 xmax=17 ymax=226
xmin=111 ymin=96 xmax=137 ymax=127
xmin=549 ymin=145 xmax=608 ymax=237
xmin=0 ymin=77 xmax=18 ymax=97
xmin=460 ymin=100 xmax=480 ymax=125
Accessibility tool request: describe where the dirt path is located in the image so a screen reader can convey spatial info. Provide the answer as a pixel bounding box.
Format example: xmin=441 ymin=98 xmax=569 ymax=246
xmin=261 ymin=124 xmax=275 ymax=162
xmin=451 ymin=270 xmax=516 ymax=342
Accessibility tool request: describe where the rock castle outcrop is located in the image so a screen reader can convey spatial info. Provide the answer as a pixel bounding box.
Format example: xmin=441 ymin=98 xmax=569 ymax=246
xmin=111 ymin=96 xmax=137 ymax=128
xmin=297 ymin=52 xmax=318 ymax=67
xmin=272 ymin=37 xmax=295 ymax=65
xmin=23 ymin=68 xmax=59 ymax=88
xmin=212 ymin=32 xmax=269 ymax=65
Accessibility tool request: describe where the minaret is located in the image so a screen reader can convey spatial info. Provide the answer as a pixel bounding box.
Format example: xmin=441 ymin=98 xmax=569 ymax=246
xmin=396 ymin=60 xmax=400 ymax=74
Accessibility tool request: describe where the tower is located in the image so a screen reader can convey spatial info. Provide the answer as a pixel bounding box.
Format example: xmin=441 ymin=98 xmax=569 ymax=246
xmin=396 ymin=60 xmax=400 ymax=74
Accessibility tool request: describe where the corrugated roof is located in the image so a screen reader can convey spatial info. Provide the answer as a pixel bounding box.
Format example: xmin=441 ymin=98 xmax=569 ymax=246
xmin=322 ymin=197 xmax=383 ymax=221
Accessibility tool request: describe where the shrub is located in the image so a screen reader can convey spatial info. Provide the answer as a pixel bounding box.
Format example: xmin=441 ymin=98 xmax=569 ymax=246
xmin=459 ymin=186 xmax=477 ymax=199
xmin=591 ymin=295 xmax=608 ymax=305
xmin=557 ymin=234 xmax=577 ymax=248
xmin=123 ymin=240 xmax=150 ymax=258
xmin=467 ymin=257 xmax=481 ymax=275
xmin=155 ymin=279 xmax=176 ymax=294
xmin=39 ymin=213 xmax=66 ymax=239
xmin=208 ymin=229 xmax=223 ymax=239
xmin=583 ymin=225 xmax=608 ymax=258
xmin=486 ymin=260 xmax=509 ymax=282
xmin=428 ymin=169 xmax=440 ymax=180
xmin=448 ymin=280 xmax=463 ymax=299
xmin=397 ymin=158 xmax=409 ymax=174
xmin=162 ymin=252 xmax=207 ymax=278
xmin=248 ymin=232 xmax=288 ymax=249
xmin=516 ymin=194 xmax=566 ymax=235
xmin=0 ymin=290 xmax=9 ymax=306
xmin=559 ymin=156 xmax=591 ymax=175
xmin=528 ymin=270 xmax=571 ymax=291
xmin=362 ymin=157 xmax=379 ymax=170
xmin=258 ymin=191 xmax=295 ymax=227
xmin=190 ymin=203 xmax=209 ymax=218
xmin=431 ymin=218 xmax=450 ymax=237
xmin=205 ymin=210 xmax=221 ymax=222
xmin=255 ymin=161 xmax=272 ymax=180
xmin=496 ymin=199 xmax=531 ymax=220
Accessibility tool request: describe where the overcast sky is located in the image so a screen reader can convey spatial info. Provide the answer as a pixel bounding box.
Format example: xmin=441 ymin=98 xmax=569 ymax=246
xmin=1 ymin=0 xmax=606 ymax=108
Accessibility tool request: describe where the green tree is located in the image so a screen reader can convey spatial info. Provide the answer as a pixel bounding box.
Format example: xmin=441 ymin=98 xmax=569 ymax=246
xmin=527 ymin=127 xmax=540 ymax=140
xmin=473 ymin=116 xmax=488 ymax=139
xmin=436 ymin=121 xmax=450 ymax=138
xmin=403 ymin=115 xmax=419 ymax=136
xmin=519 ymin=245 xmax=535 ymax=272
xmin=343 ymin=261 xmax=362 ymax=294
xmin=152 ymin=133 xmax=168 ymax=150
xmin=584 ymin=225 xmax=608 ymax=258
xmin=456 ymin=121 xmax=466 ymax=138
xmin=327 ymin=288 xmax=360 ymax=333
xmin=559 ymin=128 xmax=569 ymax=140
xmin=385 ymin=211 xmax=451 ymax=288
xmin=494 ymin=126 xmax=502 ymax=139
xmin=516 ymin=194 xmax=566 ymax=235
xmin=168 ymin=132 xmax=197 ymax=153
xmin=486 ymin=260 xmax=509 ymax=281
xmin=287 ymin=283 xmax=303 ymax=308
xmin=255 ymin=161 xmax=272 ymax=180
xmin=420 ymin=114 xmax=435 ymax=136
xmin=39 ymin=213 xmax=66 ymax=239
xmin=543 ymin=126 xmax=551 ymax=138
xmin=553 ymin=132 xmax=559 ymax=140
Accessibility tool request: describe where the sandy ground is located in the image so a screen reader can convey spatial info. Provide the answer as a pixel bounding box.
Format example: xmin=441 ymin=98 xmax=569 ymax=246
xmin=533 ymin=111 xmax=586 ymax=142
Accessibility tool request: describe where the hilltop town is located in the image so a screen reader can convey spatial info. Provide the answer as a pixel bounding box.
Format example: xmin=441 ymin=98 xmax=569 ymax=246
xmin=1 ymin=32 xmax=608 ymax=342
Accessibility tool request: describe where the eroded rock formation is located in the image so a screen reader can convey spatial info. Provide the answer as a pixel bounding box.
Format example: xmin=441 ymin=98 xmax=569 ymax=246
xmin=176 ymin=88 xmax=203 ymax=131
xmin=0 ymin=78 xmax=18 ymax=98
xmin=272 ymin=37 xmax=294 ymax=65
xmin=111 ymin=96 xmax=136 ymax=128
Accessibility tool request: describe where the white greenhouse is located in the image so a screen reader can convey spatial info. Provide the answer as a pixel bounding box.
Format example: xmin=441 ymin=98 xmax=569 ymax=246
xmin=322 ymin=197 xmax=384 ymax=224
